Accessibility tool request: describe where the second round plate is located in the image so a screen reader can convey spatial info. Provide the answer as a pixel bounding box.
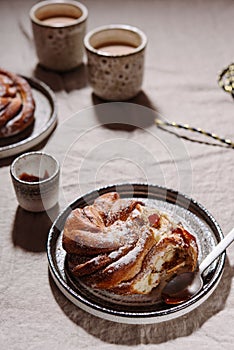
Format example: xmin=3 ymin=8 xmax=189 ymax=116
xmin=0 ymin=76 xmax=57 ymax=159
xmin=47 ymin=183 xmax=225 ymax=324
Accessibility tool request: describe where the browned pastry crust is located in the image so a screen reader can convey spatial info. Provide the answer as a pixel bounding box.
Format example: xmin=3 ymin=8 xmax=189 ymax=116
xmin=109 ymin=227 xmax=198 ymax=294
xmin=0 ymin=68 xmax=35 ymax=138
xmin=63 ymin=192 xmax=198 ymax=295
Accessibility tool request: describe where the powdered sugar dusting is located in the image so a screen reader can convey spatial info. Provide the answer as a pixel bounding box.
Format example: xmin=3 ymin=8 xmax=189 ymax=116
xmin=64 ymin=193 xmax=199 ymax=295
xmin=107 ymin=229 xmax=150 ymax=270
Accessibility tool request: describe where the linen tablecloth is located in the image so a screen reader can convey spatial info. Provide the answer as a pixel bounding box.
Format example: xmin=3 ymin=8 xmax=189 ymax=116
xmin=1 ymin=0 xmax=234 ymax=349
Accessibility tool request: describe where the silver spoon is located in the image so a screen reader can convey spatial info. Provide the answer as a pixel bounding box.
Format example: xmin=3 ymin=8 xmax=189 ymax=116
xmin=162 ymin=227 xmax=234 ymax=304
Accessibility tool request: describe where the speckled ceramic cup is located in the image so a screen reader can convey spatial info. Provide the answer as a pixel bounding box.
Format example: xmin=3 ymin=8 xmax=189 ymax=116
xmin=10 ymin=152 xmax=60 ymax=212
xmin=30 ymin=0 xmax=88 ymax=72
xmin=84 ymin=24 xmax=147 ymax=101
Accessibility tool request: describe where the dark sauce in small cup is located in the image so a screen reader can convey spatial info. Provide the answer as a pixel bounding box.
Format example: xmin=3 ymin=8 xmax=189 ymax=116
xmin=19 ymin=170 xmax=49 ymax=182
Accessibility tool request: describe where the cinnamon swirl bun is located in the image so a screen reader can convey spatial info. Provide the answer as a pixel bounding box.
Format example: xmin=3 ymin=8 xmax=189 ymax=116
xmin=63 ymin=192 xmax=198 ymax=295
xmin=0 ymin=68 xmax=35 ymax=138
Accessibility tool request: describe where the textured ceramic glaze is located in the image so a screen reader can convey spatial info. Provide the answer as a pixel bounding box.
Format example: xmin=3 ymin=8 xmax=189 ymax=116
xmin=10 ymin=152 xmax=60 ymax=212
xmin=30 ymin=0 xmax=88 ymax=72
xmin=84 ymin=25 xmax=147 ymax=100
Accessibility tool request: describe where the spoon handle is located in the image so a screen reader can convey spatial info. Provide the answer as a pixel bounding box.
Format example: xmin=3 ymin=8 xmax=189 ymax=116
xmin=199 ymin=227 xmax=234 ymax=274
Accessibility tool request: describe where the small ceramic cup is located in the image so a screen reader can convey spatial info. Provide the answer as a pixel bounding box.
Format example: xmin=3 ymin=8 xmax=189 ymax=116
xmin=10 ymin=152 xmax=60 ymax=212
xmin=84 ymin=24 xmax=147 ymax=101
xmin=30 ymin=0 xmax=88 ymax=72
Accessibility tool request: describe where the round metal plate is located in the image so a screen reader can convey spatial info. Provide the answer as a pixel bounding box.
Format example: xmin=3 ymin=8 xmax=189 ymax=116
xmin=0 ymin=76 xmax=57 ymax=159
xmin=47 ymin=183 xmax=225 ymax=324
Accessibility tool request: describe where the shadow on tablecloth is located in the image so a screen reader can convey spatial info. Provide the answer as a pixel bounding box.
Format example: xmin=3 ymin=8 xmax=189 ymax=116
xmin=33 ymin=63 xmax=87 ymax=92
xmin=92 ymin=90 xmax=159 ymax=131
xmin=11 ymin=204 xmax=59 ymax=252
xmin=49 ymin=258 xmax=233 ymax=345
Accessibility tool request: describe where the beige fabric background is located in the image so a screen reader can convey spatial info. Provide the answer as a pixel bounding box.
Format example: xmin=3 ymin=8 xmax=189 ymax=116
xmin=1 ymin=0 xmax=234 ymax=349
